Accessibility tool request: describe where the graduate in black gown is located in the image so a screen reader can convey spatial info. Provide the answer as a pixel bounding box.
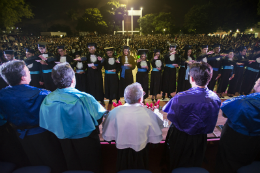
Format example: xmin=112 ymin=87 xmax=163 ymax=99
xmin=216 ymin=49 xmax=236 ymax=98
xmin=136 ymin=49 xmax=150 ymax=100
xmin=207 ymin=44 xmax=223 ymax=91
xmin=162 ymin=44 xmax=179 ymax=99
xmin=37 ymin=42 xmax=58 ymax=91
xmin=24 ymin=49 xmax=42 ymax=88
xmin=57 ymin=45 xmax=74 ymax=65
xmin=177 ymin=45 xmax=194 ymax=93
xmin=150 ymin=49 xmax=164 ymax=101
xmin=240 ymin=47 xmax=260 ymax=95
xmin=103 ymin=47 xmax=120 ymax=104
xmin=196 ymin=45 xmax=209 ymax=62
xmin=227 ymin=46 xmax=248 ymax=96
xmin=118 ymin=46 xmax=136 ymax=97
xmin=73 ymin=51 xmax=87 ymax=92
xmin=75 ymin=43 xmax=104 ymax=104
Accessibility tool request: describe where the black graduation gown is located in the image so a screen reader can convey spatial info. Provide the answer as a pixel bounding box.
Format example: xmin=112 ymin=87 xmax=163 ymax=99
xmin=73 ymin=61 xmax=87 ymax=92
xmin=24 ymin=56 xmax=42 ymax=88
xmin=81 ymin=54 xmax=104 ymax=101
xmin=177 ymin=56 xmax=193 ymax=93
xmin=116 ymin=145 xmax=149 ymax=172
xmin=150 ymin=58 xmax=164 ymax=96
xmin=228 ymin=55 xmax=247 ymax=94
xmin=16 ymin=130 xmax=67 ymax=173
xmin=196 ymin=54 xmax=208 ymax=62
xmin=162 ymin=124 xmax=207 ymax=171
xmin=207 ymin=53 xmax=222 ymax=91
xmin=39 ymin=53 xmax=58 ymax=91
xmin=118 ymin=55 xmax=136 ymax=97
xmin=0 ymin=123 xmax=30 ymax=167
xmin=240 ymin=54 xmax=260 ymax=95
xmin=136 ymin=60 xmax=150 ymax=99
xmin=59 ymin=130 xmax=102 ymax=173
xmin=104 ymin=57 xmax=120 ymax=100
xmin=215 ymin=123 xmax=260 ymax=173
xmin=217 ymin=57 xmax=236 ymax=93
xmin=162 ymin=53 xmax=179 ymax=94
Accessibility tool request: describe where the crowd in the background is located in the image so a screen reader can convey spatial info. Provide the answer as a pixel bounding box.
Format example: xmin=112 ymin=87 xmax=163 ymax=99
xmin=0 ymin=34 xmax=259 ymax=107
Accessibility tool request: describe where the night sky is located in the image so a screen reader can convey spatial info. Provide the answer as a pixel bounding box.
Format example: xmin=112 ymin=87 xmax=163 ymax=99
xmin=23 ymin=0 xmax=208 ymax=30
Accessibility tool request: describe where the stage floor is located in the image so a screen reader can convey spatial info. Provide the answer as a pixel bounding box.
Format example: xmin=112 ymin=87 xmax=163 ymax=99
xmin=98 ymin=95 xmax=228 ymax=142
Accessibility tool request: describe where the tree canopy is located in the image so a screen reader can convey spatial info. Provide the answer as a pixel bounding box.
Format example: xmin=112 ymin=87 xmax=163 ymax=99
xmin=99 ymin=1 xmax=127 ymax=33
xmin=76 ymin=8 xmax=108 ymax=33
xmin=184 ymin=0 xmax=259 ymax=34
xmin=138 ymin=12 xmax=175 ymax=35
xmin=0 ymin=0 xmax=33 ymax=28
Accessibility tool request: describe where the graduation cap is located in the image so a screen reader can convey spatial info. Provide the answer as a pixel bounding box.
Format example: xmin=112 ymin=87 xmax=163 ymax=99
xmin=104 ymin=47 xmax=114 ymax=52
xmin=57 ymin=45 xmax=65 ymax=50
xmin=154 ymin=49 xmax=160 ymax=53
xmin=123 ymin=46 xmax=130 ymax=50
xmin=212 ymin=44 xmax=221 ymax=48
xmin=37 ymin=42 xmax=48 ymax=48
xmin=201 ymin=45 xmax=208 ymax=49
xmin=4 ymin=50 xmax=14 ymax=55
xmin=137 ymin=49 xmax=149 ymax=55
xmin=183 ymin=45 xmax=193 ymax=50
xmin=240 ymin=46 xmax=247 ymax=51
xmin=169 ymin=43 xmax=177 ymax=48
xmin=87 ymin=43 xmax=97 ymax=48
xmin=25 ymin=48 xmax=35 ymax=54
xmin=226 ymin=49 xmax=234 ymax=53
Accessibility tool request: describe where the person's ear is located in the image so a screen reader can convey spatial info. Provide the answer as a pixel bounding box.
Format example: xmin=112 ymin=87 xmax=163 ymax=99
xmin=21 ymin=75 xmax=26 ymax=82
xmin=190 ymin=76 xmax=195 ymax=82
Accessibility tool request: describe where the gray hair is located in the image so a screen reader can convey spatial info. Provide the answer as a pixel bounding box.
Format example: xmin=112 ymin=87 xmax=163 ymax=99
xmin=124 ymin=82 xmax=143 ymax=104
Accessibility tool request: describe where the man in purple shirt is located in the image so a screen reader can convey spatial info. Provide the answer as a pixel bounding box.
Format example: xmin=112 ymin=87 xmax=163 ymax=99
xmin=162 ymin=62 xmax=221 ymax=171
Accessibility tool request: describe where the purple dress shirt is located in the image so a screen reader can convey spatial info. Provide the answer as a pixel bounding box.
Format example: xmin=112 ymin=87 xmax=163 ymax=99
xmin=163 ymin=87 xmax=221 ymax=135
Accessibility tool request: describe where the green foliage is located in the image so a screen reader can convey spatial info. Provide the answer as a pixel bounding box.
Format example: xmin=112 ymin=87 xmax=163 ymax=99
xmin=184 ymin=0 xmax=259 ymax=34
xmin=99 ymin=1 xmax=127 ymax=33
xmin=76 ymin=8 xmax=108 ymax=33
xmin=138 ymin=12 xmax=175 ymax=35
xmin=0 ymin=0 xmax=34 ymax=28
xmin=138 ymin=14 xmax=156 ymax=35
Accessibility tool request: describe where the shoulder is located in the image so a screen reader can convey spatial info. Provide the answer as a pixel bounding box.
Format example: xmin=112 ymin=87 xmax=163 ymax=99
xmin=39 ymin=88 xmax=51 ymax=96
xmin=222 ymin=93 xmax=259 ymax=108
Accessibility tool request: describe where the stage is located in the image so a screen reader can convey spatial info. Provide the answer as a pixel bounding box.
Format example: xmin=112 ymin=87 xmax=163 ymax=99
xmin=98 ymin=95 xmax=228 ymax=142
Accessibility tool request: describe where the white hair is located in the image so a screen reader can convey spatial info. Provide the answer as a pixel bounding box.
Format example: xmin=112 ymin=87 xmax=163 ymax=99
xmin=124 ymin=82 xmax=143 ymax=104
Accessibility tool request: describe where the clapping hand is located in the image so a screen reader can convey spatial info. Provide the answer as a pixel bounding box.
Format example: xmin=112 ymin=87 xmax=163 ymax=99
xmin=39 ymin=55 xmax=47 ymax=61
xmin=98 ymin=56 xmax=103 ymax=61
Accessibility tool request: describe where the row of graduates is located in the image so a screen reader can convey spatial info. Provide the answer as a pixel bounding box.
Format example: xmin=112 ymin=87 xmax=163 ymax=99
xmin=72 ymin=43 xmax=189 ymax=102
xmin=2 ymin=41 xmax=260 ymax=101
xmin=195 ymin=44 xmax=260 ymax=97
xmin=6 ymin=42 xmax=185 ymax=103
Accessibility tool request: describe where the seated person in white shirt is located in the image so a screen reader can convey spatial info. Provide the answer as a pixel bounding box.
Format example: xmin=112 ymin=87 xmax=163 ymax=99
xmin=102 ymin=82 xmax=164 ymax=172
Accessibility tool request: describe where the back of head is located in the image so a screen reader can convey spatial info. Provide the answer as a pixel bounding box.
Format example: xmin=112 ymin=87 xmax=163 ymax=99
xmin=124 ymin=82 xmax=143 ymax=104
xmin=189 ymin=62 xmax=212 ymax=86
xmin=0 ymin=60 xmax=26 ymax=86
xmin=52 ymin=62 xmax=75 ymax=89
